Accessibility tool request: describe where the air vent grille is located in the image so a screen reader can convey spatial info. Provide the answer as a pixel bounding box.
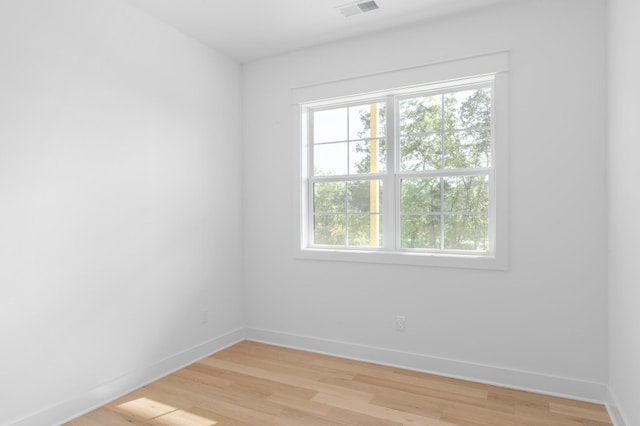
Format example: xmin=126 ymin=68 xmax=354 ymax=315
xmin=358 ymin=1 xmax=379 ymax=12
xmin=339 ymin=0 xmax=379 ymax=17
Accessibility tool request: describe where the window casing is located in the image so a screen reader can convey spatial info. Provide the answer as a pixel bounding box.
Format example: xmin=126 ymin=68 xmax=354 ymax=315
xmin=295 ymin=55 xmax=508 ymax=269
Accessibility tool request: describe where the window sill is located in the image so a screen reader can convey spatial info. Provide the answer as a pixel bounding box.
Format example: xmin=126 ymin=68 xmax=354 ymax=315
xmin=295 ymin=247 xmax=508 ymax=270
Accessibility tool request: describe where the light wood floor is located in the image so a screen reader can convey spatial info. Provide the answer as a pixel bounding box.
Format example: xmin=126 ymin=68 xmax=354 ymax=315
xmin=67 ymin=341 xmax=612 ymax=426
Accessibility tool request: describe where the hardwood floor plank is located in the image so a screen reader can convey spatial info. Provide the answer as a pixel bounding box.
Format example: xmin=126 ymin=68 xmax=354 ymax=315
xmin=67 ymin=407 xmax=148 ymax=426
xmin=67 ymin=341 xmax=612 ymax=425
xmin=352 ymin=374 xmax=496 ymax=409
xmin=325 ymin=407 xmax=404 ymax=426
xmin=185 ymin=407 xmax=254 ymax=426
xmin=311 ymin=392 xmax=447 ymax=425
xmin=182 ymin=362 xmax=317 ymax=400
xmin=156 ymin=375 xmax=284 ymax=416
xmin=137 ymin=381 xmax=279 ymax=424
xmin=201 ymin=357 xmax=374 ymax=403
xmin=148 ymin=408 xmax=217 ymax=426
xmin=549 ymin=402 xmax=613 ymax=423
xmin=273 ymin=408 xmax=344 ymax=426
xmin=265 ymin=393 xmax=331 ymax=417
xmin=172 ymin=366 xmax=235 ymax=389
xmin=213 ymin=350 xmax=355 ymax=383
xmin=376 ymin=369 xmax=490 ymax=400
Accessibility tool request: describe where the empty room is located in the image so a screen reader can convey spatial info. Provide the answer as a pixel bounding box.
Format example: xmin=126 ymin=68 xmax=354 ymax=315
xmin=0 ymin=0 xmax=638 ymax=425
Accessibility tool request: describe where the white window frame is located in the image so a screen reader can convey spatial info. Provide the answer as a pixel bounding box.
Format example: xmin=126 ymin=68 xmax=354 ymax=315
xmin=293 ymin=53 xmax=509 ymax=270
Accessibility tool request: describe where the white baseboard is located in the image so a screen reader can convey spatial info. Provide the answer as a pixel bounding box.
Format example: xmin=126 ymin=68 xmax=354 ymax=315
xmin=245 ymin=327 xmax=610 ymax=405
xmin=10 ymin=327 xmax=246 ymax=426
xmin=606 ymin=388 xmax=630 ymax=426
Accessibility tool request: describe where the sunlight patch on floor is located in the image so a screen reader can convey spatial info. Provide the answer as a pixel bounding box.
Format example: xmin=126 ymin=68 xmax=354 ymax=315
xmin=115 ymin=397 xmax=217 ymax=425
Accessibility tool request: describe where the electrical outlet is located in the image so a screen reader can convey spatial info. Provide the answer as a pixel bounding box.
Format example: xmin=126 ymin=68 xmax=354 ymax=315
xmin=201 ymin=309 xmax=208 ymax=325
xmin=395 ymin=315 xmax=407 ymax=331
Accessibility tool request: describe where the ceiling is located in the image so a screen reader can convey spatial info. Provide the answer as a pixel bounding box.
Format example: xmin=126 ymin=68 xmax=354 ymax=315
xmin=123 ymin=0 xmax=517 ymax=63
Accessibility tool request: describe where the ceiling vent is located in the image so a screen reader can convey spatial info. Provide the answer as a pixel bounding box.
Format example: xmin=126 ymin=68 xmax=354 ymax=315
xmin=338 ymin=0 xmax=380 ymax=17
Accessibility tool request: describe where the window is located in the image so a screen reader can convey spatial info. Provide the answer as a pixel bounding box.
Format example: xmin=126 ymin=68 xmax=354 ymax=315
xmin=295 ymin=54 xmax=508 ymax=269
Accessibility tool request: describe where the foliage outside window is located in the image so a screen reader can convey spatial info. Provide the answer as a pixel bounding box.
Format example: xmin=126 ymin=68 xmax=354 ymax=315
xmin=301 ymin=75 xmax=504 ymax=264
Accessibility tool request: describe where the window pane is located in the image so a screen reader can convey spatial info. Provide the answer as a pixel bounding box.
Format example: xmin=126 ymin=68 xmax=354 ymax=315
xmin=347 ymin=180 xmax=382 ymax=213
xmin=313 ymin=182 xmax=345 ymax=213
xmin=314 ymin=214 xmax=346 ymax=245
xmin=314 ymin=142 xmax=347 ymax=176
xmin=349 ymin=103 xmax=385 ymax=139
xmin=401 ymin=178 xmax=440 ymax=213
xmin=400 ymin=133 xmax=441 ymax=171
xmin=444 ymin=215 xmax=488 ymax=251
xmin=443 ymin=175 xmax=489 ymax=213
xmin=444 ymin=87 xmax=491 ymax=131
xmin=349 ymin=139 xmax=386 ymax=174
xmin=348 ymin=214 xmax=382 ymax=247
xmin=305 ymin=79 xmax=498 ymax=258
xmin=444 ymin=129 xmax=491 ymax=169
xmin=314 ymin=108 xmax=347 ymax=143
xmin=399 ymin=95 xmax=442 ymax=135
xmin=401 ymin=214 xmax=441 ymax=249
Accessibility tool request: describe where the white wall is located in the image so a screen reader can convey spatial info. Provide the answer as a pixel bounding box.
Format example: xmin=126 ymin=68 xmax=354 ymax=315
xmin=0 ymin=0 xmax=615 ymax=423
xmin=0 ymin=1 xmax=243 ymax=424
xmin=243 ymin=0 xmax=608 ymax=393
xmin=608 ymin=0 xmax=640 ymax=424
